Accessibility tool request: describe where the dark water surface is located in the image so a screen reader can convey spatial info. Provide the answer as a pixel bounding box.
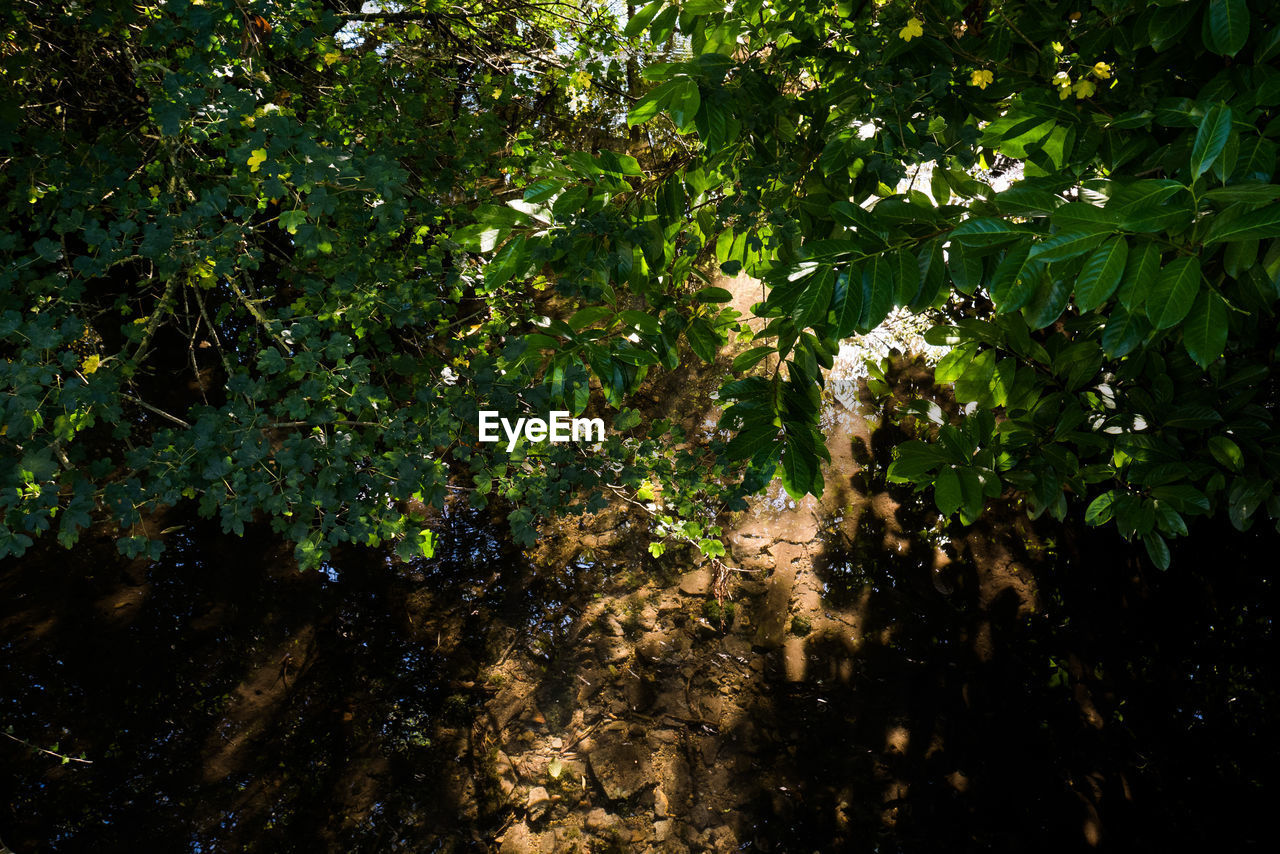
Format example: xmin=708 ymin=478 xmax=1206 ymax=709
xmin=2 ymin=504 xmax=1279 ymax=852
xmin=0 ymin=506 xmax=572 ymax=852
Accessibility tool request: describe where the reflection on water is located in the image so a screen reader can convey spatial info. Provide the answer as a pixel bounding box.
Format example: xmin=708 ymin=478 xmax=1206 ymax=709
xmin=2 ymin=498 xmax=1278 ymax=852
xmin=0 ymin=503 xmax=584 ymax=852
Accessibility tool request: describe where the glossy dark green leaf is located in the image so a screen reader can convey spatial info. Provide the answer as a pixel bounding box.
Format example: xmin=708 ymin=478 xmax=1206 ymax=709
xmin=1075 ymin=237 xmax=1129 ymax=312
xmin=950 ymin=217 xmax=1032 ymax=248
xmin=1181 ymin=289 xmax=1229 ymax=368
xmin=1116 ymin=241 xmax=1162 ymax=309
xmin=1204 ymin=0 xmax=1249 ymax=56
xmin=1146 ymin=257 xmax=1201 ymax=330
xmin=792 ymin=267 xmax=834 ymax=330
xmin=1085 ymin=491 xmax=1117 ymax=526
xmin=1101 ymin=304 xmax=1147 ymax=358
xmin=1190 ymin=104 xmax=1233 ymax=180
xmin=1208 ymin=435 xmax=1244 ymax=472
xmin=935 ymin=467 xmax=962 ymax=516
xmin=1206 ymin=203 xmax=1280 ymax=243
xmin=1028 ymin=231 xmax=1107 ymax=263
xmin=732 ymin=346 xmax=774 ymax=372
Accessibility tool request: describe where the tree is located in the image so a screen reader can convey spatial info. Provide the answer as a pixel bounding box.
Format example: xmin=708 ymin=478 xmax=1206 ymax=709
xmin=499 ymin=0 xmax=1280 ymax=568
xmin=5 ymin=0 xmax=1280 ymax=570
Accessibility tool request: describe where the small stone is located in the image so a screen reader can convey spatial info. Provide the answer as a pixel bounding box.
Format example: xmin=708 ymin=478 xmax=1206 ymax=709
xmin=549 ymin=737 xmax=563 ymax=750
xmin=526 ymin=786 xmax=551 ymax=820
xmin=654 ymin=786 xmax=669 ymax=818
xmin=679 ymin=568 xmax=712 ymax=596
xmin=499 ymin=822 xmax=537 ymax=854
xmin=636 ymin=631 xmax=670 ymax=664
xmin=589 ymin=737 xmax=653 ymax=800
xmin=585 ymin=807 xmax=617 ymax=832
xmin=601 ymin=638 xmax=631 ymax=663
xmin=654 ymin=819 xmax=673 ymax=842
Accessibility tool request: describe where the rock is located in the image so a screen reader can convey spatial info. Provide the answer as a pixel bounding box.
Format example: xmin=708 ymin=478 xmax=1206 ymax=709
xmin=526 ymin=786 xmax=551 ymax=820
xmin=678 ymin=568 xmax=712 ymax=596
xmin=689 ymin=802 xmax=712 ymax=830
xmin=636 ymin=631 xmax=671 ymax=663
xmin=589 ymin=737 xmax=652 ymax=800
xmin=499 ymin=822 xmax=537 ymax=854
xmin=605 ymin=615 xmax=625 ymax=636
xmin=754 ymin=564 xmax=797 ymax=649
xmin=654 ymin=819 xmax=673 ymax=842
xmin=600 ymin=637 xmax=631 ymax=664
xmin=585 ymin=807 xmax=617 ymax=832
xmin=493 ymin=750 xmax=517 ymax=798
xmin=654 ymin=785 xmax=669 ymax=818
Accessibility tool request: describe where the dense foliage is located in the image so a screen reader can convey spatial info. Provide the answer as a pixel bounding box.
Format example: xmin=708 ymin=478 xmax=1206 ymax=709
xmin=4 ymin=0 xmax=1280 ymax=569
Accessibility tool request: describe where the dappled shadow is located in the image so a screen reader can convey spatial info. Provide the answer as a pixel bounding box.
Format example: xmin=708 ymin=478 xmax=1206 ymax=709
xmin=736 ymin=484 xmax=1280 ymax=853
xmin=0 ymin=502 xmax=564 ymax=852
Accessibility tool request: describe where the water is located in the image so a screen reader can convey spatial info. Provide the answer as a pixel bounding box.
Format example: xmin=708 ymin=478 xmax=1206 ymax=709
xmin=3 ymin=501 xmax=1279 ymax=852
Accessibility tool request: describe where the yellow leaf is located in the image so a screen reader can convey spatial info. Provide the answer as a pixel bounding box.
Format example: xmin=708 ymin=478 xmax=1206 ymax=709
xmin=323 ymin=51 xmax=341 ymax=66
xmin=1073 ymin=79 xmax=1096 ymax=99
xmin=898 ymin=17 xmax=923 ymax=41
xmin=970 ymin=69 xmax=994 ymax=90
xmin=1091 ymin=61 xmax=1112 ymax=80
xmin=81 ymin=354 xmax=100 ymax=375
xmin=247 ymin=148 xmax=267 ymax=173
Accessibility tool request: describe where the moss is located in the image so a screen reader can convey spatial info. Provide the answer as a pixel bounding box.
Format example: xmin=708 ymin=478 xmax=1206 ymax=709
xmin=790 ymin=614 xmax=813 ymax=636
xmin=702 ymin=597 xmax=736 ymax=627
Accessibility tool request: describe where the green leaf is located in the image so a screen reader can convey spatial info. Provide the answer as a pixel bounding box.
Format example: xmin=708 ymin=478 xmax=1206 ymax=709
xmin=1190 ymin=104 xmax=1232 ymax=180
xmin=950 ymin=218 xmax=1032 ymax=248
xmin=568 ymin=306 xmax=614 ymax=331
xmin=1204 ymin=0 xmax=1249 ymax=56
xmin=1074 ymin=237 xmax=1129 ymax=312
xmin=668 ymin=77 xmax=701 ymax=132
xmin=1202 ymin=184 xmax=1280 ymax=204
xmin=619 ymin=310 xmax=660 ymax=335
xmin=484 ymin=234 xmax=527 ymax=291
xmin=694 ymin=286 xmax=733 ymax=303
xmin=1208 ymin=435 xmax=1244 ymax=472
xmin=625 ymin=0 xmax=665 ymax=38
xmin=1102 ymin=304 xmax=1147 ymax=358
xmin=859 ymin=254 xmax=895 ymax=331
xmin=1085 ymin=491 xmax=1117 ymax=526
xmin=1116 ymin=241 xmax=1162 ymax=310
xmin=893 ymin=249 xmax=921 ymax=307
xmin=792 ymin=267 xmax=834 ymax=329
xmin=781 ymin=433 xmax=818 ymax=499
xmin=935 ymin=466 xmax=962 ymax=516
xmin=1146 ymin=257 xmax=1201 ymax=330
xmin=1105 ymin=180 xmax=1184 ymax=229
xmin=523 ymin=178 xmax=563 ymax=203
xmin=1143 ymin=533 xmax=1171 ymax=570
xmin=726 ymin=424 xmax=779 ymax=460
xmin=686 ymin=317 xmax=721 ymax=362
xmin=648 ymin=541 xmax=667 ymax=558
xmin=1182 ymin=289 xmax=1229 ymax=368
xmin=1206 ymin=203 xmax=1280 ymax=243
xmin=1023 ymin=270 xmax=1072 ymax=330
xmin=948 ymin=241 xmax=983 ymax=295
xmin=628 ymin=78 xmax=681 ymax=126
xmin=732 ymin=346 xmax=774 ymax=372
xmin=278 ymin=209 xmax=307 ymax=235
xmin=1028 ymin=231 xmax=1108 ymax=263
